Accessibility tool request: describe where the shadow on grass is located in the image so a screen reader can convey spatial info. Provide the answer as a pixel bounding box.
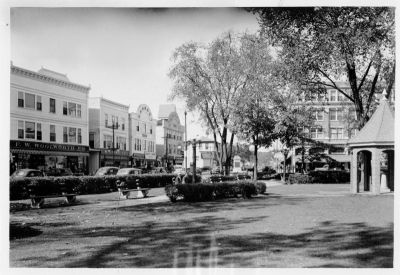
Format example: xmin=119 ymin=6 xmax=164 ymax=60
xmin=10 ymin=223 xmax=42 ymax=240
xmin=13 ymin=214 xmax=393 ymax=268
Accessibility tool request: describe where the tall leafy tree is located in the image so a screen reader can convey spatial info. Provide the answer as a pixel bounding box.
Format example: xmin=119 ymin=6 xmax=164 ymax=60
xmin=250 ymin=7 xmax=395 ymax=128
xmin=231 ymin=33 xmax=277 ymax=180
xmin=169 ymin=32 xmax=250 ymax=175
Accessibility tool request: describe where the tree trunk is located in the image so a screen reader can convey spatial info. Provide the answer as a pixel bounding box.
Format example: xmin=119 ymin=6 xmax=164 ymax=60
xmin=282 ymin=152 xmax=288 ymax=183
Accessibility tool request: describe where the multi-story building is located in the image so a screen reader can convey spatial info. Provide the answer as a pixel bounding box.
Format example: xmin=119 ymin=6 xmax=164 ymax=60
xmin=128 ymin=104 xmax=157 ymax=169
xmin=88 ymin=97 xmax=129 ymax=173
xmin=290 ymin=82 xmax=358 ymax=171
xmin=185 ymin=136 xmax=218 ymax=170
xmin=156 ymin=104 xmax=185 ymax=168
xmin=10 ymin=63 xmax=90 ymax=175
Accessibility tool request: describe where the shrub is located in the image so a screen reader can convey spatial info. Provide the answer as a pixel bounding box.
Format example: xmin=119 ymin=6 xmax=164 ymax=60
xmin=255 ymin=181 xmax=267 ymax=194
xmin=308 ymin=170 xmax=350 ymax=183
xmin=204 ymin=174 xmax=251 ymax=184
xmin=164 ymin=180 xmax=258 ymax=202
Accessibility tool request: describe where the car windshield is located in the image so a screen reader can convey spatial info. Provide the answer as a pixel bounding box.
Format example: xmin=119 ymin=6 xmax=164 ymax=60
xmin=95 ymin=168 xmax=108 ymax=176
xmin=117 ymin=169 xmax=130 ymax=175
xmin=12 ymin=170 xmax=27 ymax=177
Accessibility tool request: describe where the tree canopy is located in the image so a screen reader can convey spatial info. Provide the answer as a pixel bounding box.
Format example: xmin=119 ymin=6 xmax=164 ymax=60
xmin=250 ymin=7 xmax=395 ymax=128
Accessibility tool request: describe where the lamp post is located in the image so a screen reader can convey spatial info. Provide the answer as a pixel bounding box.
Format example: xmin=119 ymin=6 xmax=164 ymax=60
xmin=184 ymin=110 xmax=187 ymax=173
xmin=106 ymin=118 xmax=119 ymax=166
xmin=192 ymin=138 xmax=196 ymax=183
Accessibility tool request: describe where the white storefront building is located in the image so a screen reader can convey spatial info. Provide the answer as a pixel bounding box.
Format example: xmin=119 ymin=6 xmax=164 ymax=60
xmin=128 ymin=104 xmax=157 ymax=169
xmin=88 ymin=97 xmax=129 ymax=173
xmin=10 ymin=63 xmax=90 ymax=175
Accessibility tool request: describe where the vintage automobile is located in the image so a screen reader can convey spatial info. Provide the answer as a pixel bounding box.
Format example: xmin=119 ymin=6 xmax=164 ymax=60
xmin=94 ymin=166 xmax=119 ymax=176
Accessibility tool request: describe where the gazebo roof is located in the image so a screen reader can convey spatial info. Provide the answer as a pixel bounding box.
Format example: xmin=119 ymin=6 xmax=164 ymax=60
xmin=348 ymin=93 xmax=394 ymax=147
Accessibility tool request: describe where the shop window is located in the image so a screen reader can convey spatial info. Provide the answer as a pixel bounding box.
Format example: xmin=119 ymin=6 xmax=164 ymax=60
xmin=78 ymin=128 xmax=82 ymax=144
xmin=18 ymin=92 xmax=24 ymax=107
xmin=50 ymin=98 xmax=56 ymax=113
xmin=36 ymin=96 xmax=42 ymax=111
xmin=63 ymin=102 xmax=68 ymax=115
xmin=68 ymin=127 xmax=76 ymax=143
xmin=25 ymin=121 xmax=35 ymax=139
xmin=68 ymin=103 xmax=76 ymax=117
xmin=50 ymin=125 xmax=56 ymax=142
xmin=77 ymin=104 xmax=82 ymax=118
xmin=63 ymin=127 xmax=68 ymax=143
xmin=25 ymin=93 xmax=35 ymax=109
xmin=18 ymin=120 xmax=24 ymax=139
xmin=37 ymin=123 xmax=42 ymax=141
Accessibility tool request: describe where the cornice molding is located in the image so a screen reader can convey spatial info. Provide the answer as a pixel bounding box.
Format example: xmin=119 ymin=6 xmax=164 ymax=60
xmin=11 ymin=65 xmax=91 ymax=94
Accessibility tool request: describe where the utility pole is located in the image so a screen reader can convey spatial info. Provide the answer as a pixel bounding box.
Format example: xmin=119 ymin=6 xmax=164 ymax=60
xmin=192 ymin=139 xmax=196 ymax=183
xmin=184 ymin=110 xmax=187 ymax=173
xmin=106 ymin=118 xmax=119 ymax=166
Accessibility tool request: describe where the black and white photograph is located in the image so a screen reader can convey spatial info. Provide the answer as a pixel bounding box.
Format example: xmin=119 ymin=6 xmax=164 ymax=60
xmin=2 ymin=0 xmax=398 ymax=271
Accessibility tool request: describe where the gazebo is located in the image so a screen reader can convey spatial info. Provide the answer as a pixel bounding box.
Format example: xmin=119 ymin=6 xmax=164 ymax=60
xmin=348 ymin=91 xmax=394 ymax=194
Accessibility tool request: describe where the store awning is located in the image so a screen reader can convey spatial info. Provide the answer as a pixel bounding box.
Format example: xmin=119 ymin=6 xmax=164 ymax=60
xmin=11 ymin=149 xmax=89 ymax=157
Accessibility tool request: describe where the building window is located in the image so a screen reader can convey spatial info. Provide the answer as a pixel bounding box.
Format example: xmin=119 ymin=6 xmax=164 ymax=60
xmin=136 ymin=123 xmax=139 ymax=132
xmin=68 ymin=127 xmax=76 ymax=143
xmin=329 ymin=109 xmax=342 ymax=121
xmin=314 ymin=110 xmax=324 ymax=121
xmin=330 ymin=146 xmax=345 ymax=154
xmin=25 ymin=93 xmax=35 ymax=109
xmin=150 ymin=127 xmax=152 ymax=134
xmin=18 ymin=92 xmax=24 ymax=107
xmin=78 ymin=128 xmax=82 ymax=144
xmin=105 ymin=114 xmax=108 ymax=127
xmin=36 ymin=123 xmax=42 ymax=141
xmin=25 ymin=121 xmax=35 ymax=139
xmin=122 ymin=118 xmax=125 ymax=130
xmin=63 ymin=102 xmax=68 ymax=115
xmin=89 ymin=133 xmax=94 ymax=148
xmin=18 ymin=120 xmax=24 ymax=139
xmin=310 ymin=128 xmax=324 ymax=139
xmin=63 ymin=127 xmax=68 ymax=143
xmin=329 ymin=90 xmax=337 ymax=102
xmin=50 ymin=125 xmax=56 ymax=142
xmin=50 ymin=98 xmax=56 ymax=113
xmin=68 ymin=102 xmax=77 ymax=117
xmin=104 ymin=135 xmax=112 ymax=149
xmin=77 ymin=104 xmax=82 ymax=118
xmin=330 ymin=128 xmax=343 ymax=139
xmin=36 ymin=96 xmax=42 ymax=111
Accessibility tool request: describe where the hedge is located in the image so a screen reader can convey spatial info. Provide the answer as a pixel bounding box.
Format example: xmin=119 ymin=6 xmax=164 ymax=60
xmin=165 ymin=180 xmax=259 ymax=202
xmin=203 ymin=174 xmax=251 ymax=184
xmin=288 ymin=171 xmax=350 ymax=184
xmin=10 ymin=173 xmax=179 ymax=201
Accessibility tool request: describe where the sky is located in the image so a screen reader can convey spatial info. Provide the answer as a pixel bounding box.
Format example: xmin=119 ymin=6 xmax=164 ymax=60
xmin=10 ymin=7 xmax=260 ymax=139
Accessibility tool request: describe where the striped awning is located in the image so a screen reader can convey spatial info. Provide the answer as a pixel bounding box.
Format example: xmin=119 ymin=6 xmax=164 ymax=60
xmin=11 ymin=148 xmax=89 ymax=157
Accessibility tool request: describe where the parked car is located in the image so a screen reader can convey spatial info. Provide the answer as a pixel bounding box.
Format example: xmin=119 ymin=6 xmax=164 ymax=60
xmin=10 ymin=169 xmax=45 ymax=179
xmin=94 ymin=166 xmax=119 ymax=176
xmin=45 ymin=168 xmax=73 ymax=177
xmin=173 ymin=165 xmax=185 ymax=175
xmin=116 ymin=168 xmax=142 ymax=176
xmin=150 ymin=167 xmax=168 ymax=174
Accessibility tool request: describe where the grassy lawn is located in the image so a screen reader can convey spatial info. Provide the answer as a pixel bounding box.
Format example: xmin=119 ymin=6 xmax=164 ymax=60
xmin=9 ymin=184 xmax=393 ymax=268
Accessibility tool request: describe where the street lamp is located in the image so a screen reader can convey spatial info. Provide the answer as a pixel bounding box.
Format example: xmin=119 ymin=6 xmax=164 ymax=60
xmin=105 ymin=118 xmax=119 ymax=166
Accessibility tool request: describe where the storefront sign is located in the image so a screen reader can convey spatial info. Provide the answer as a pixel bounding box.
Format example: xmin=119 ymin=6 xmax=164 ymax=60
xmin=100 ymin=149 xmax=130 ymax=157
xmin=10 ymin=140 xmax=89 ymax=153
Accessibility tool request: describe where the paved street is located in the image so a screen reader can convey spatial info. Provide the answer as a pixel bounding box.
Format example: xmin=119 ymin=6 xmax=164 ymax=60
xmin=10 ymin=183 xmax=393 ymax=268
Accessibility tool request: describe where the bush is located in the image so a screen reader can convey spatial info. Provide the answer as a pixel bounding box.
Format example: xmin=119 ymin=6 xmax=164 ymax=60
xmin=164 ymin=180 xmax=258 ymax=202
xmin=204 ymin=174 xmax=251 ymax=183
xmin=255 ymin=181 xmax=267 ymax=194
xmin=308 ymin=170 xmax=350 ymax=183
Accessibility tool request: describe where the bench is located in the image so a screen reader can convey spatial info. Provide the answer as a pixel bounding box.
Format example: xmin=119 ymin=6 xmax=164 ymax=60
xmin=29 ymin=194 xmax=78 ymax=209
xmin=118 ymin=188 xmax=150 ymax=199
